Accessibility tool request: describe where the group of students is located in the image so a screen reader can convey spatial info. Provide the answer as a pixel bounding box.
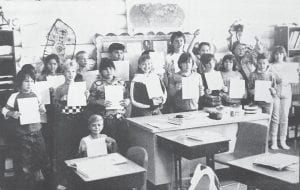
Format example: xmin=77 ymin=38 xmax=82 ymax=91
xmin=1 ymin=29 xmax=298 ymax=190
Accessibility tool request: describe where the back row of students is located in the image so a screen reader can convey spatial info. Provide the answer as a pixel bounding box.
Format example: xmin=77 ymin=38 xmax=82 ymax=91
xmin=2 ymin=30 xmax=299 ymax=190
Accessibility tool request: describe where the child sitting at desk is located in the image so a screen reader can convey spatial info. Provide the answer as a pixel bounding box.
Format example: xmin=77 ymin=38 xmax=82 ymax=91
xmin=199 ymin=54 xmax=227 ymax=109
xmin=168 ymin=52 xmax=204 ymax=112
xmin=130 ymin=54 xmax=167 ymax=117
xmin=78 ymin=114 xmax=117 ymax=157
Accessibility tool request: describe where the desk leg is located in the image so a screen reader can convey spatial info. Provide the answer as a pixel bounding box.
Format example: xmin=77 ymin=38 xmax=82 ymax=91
xmin=174 ymin=155 xmax=183 ymax=190
xmin=206 ymin=154 xmax=215 ymax=170
xmin=174 ymin=154 xmax=178 ymax=189
xmin=178 ymin=156 xmax=182 ymax=190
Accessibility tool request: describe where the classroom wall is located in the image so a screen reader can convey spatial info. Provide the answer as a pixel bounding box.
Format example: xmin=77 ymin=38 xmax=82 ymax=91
xmin=2 ymin=0 xmax=300 ymax=70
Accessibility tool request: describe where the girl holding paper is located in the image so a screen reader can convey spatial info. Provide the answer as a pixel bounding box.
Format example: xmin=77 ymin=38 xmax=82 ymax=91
xmin=53 ymin=61 xmax=89 ymax=190
xmin=37 ymin=54 xmax=62 ymax=81
xmin=269 ymin=46 xmax=296 ymax=149
xmin=88 ymin=58 xmax=130 ymax=153
xmin=131 ymin=54 xmax=167 ymax=117
xmin=168 ymin=52 xmax=204 ymax=112
xmin=2 ymin=69 xmax=53 ymax=190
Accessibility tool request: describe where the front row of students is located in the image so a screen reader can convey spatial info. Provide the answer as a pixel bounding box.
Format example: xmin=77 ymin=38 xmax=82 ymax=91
xmin=1 ymin=45 xmax=296 ymax=190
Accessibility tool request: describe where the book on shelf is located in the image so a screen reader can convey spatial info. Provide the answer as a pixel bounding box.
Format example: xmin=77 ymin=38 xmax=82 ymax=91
xmin=289 ymin=31 xmax=300 ymax=49
xmin=253 ymin=153 xmax=299 ymax=171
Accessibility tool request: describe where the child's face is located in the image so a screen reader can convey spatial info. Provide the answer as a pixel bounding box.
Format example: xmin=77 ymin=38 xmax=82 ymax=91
xmin=101 ymin=67 xmax=115 ymax=80
xmin=89 ymin=120 xmax=104 ymax=135
xmin=234 ymin=44 xmax=246 ymax=57
xmin=111 ymin=50 xmax=124 ymax=61
xmin=199 ymin=45 xmax=210 ymax=56
xmin=21 ymin=75 xmax=34 ymax=93
xmin=47 ymin=59 xmax=58 ymax=74
xmin=77 ymin=53 xmax=88 ymax=68
xmin=204 ymin=60 xmax=216 ymax=73
xmin=257 ymin=59 xmax=269 ymax=72
xmin=173 ymin=36 xmax=185 ymax=52
xmin=64 ymin=67 xmax=77 ymax=82
xmin=223 ymin=59 xmax=233 ymax=71
xmin=274 ymin=52 xmax=284 ymax=62
xmin=180 ymin=59 xmax=193 ymax=73
xmin=139 ymin=59 xmax=152 ymax=74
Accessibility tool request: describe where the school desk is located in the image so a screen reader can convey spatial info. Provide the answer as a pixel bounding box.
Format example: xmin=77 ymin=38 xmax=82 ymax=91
xmin=65 ymin=153 xmax=146 ymax=190
xmin=227 ymin=153 xmax=299 ymax=190
xmin=125 ymin=111 xmax=270 ymax=186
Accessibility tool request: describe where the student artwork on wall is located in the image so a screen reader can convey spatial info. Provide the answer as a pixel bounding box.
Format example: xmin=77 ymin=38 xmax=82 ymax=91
xmin=126 ymin=0 xmax=187 ymax=34
xmin=43 ymin=18 xmax=76 ymax=63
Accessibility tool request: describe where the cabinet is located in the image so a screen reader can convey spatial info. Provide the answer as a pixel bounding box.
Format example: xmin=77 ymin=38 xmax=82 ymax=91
xmin=0 ymin=30 xmax=15 ymax=108
xmin=274 ymin=26 xmax=300 ymax=57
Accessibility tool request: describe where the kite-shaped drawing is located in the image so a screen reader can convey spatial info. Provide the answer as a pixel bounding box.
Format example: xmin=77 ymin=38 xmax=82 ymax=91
xmin=43 ymin=18 xmax=76 ymax=63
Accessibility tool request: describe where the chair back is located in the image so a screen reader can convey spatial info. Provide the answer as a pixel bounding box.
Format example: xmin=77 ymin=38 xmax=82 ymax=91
xmin=234 ymin=122 xmax=268 ymax=156
xmin=189 ymin=164 xmax=220 ymax=190
xmin=126 ymin=146 xmax=148 ymax=190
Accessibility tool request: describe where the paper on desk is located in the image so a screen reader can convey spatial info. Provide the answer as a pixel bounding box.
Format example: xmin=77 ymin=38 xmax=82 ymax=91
xmin=33 ymin=81 xmax=51 ymax=105
xmin=105 ymin=85 xmax=123 ymax=110
xmin=253 ymin=153 xmax=299 ymax=171
xmin=67 ymin=82 xmax=87 ymax=106
xmin=82 ymin=70 xmax=99 ymax=90
xmin=205 ymin=71 xmax=224 ymax=90
xmin=17 ymin=97 xmax=41 ymax=125
xmin=145 ymin=74 xmax=164 ymax=98
xmin=150 ymin=52 xmax=165 ymax=74
xmin=114 ymin=61 xmax=130 ymax=81
xmin=254 ymin=80 xmax=272 ymax=103
xmin=229 ymin=79 xmax=245 ymax=99
xmin=182 ymin=76 xmax=199 ymax=99
xmin=86 ymin=138 xmax=108 ymax=157
xmin=46 ymin=75 xmax=65 ymax=89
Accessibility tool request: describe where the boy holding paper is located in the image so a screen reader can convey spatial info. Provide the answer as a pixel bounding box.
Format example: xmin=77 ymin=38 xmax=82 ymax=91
xmin=78 ymin=114 xmax=117 ymax=157
xmin=88 ymin=58 xmax=130 ymax=153
xmin=2 ymin=69 xmax=52 ymax=190
xmin=168 ymin=52 xmax=204 ymax=112
xmin=53 ymin=61 xmax=89 ymax=190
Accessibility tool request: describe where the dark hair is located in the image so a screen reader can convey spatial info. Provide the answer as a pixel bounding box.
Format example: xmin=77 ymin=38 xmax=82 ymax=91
xmin=75 ymin=51 xmax=87 ymax=61
xmin=99 ymin=58 xmax=115 ymax=71
xmin=192 ymin=42 xmax=211 ymax=55
xmin=200 ymin=53 xmax=216 ymax=66
xmin=256 ymin=53 xmax=269 ymax=62
xmin=137 ymin=54 xmax=151 ymax=73
xmin=233 ymin=24 xmax=244 ymax=32
xmin=108 ymin=43 xmax=125 ymax=53
xmin=221 ymin=54 xmax=237 ymax=71
xmin=21 ymin=64 xmax=36 ymax=77
xmin=169 ymin=31 xmax=186 ymax=54
xmin=231 ymin=42 xmax=246 ymax=54
xmin=15 ymin=69 xmax=35 ymax=90
xmin=177 ymin=52 xmax=193 ymax=69
xmin=141 ymin=49 xmax=155 ymax=56
xmin=270 ymin=45 xmax=287 ymax=63
xmin=41 ymin=54 xmax=61 ymax=75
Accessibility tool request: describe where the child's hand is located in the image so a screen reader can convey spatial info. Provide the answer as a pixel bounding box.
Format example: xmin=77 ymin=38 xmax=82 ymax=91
xmin=269 ymin=88 xmax=277 ymax=97
xmin=175 ymin=83 xmax=182 ymax=90
xmin=222 ymin=86 xmax=228 ymax=93
xmin=104 ymin=100 xmax=112 ymax=107
xmin=120 ymin=99 xmax=130 ymax=107
xmin=11 ymin=111 xmax=21 ymax=119
xmin=39 ymin=105 xmax=46 ymax=114
xmin=61 ymin=95 xmax=67 ymax=101
xmin=194 ymin=29 xmax=200 ymax=37
xmin=152 ymin=97 xmax=163 ymax=106
xmin=205 ymin=89 xmax=211 ymax=95
xmin=84 ymin=90 xmax=90 ymax=99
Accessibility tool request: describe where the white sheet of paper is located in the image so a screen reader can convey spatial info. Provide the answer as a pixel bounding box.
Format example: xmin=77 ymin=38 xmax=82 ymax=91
xmin=86 ymin=138 xmax=108 ymax=157
xmin=277 ymin=63 xmax=299 ymax=83
xmin=205 ymin=71 xmax=224 ymax=90
xmin=67 ymin=82 xmax=87 ymax=106
xmin=33 ymin=81 xmax=51 ymax=105
xmin=153 ymin=41 xmax=168 ymax=53
xmin=113 ymin=61 xmax=130 ymax=81
xmin=255 ymin=80 xmax=273 ymax=103
xmin=182 ymin=77 xmax=199 ymax=99
xmin=149 ymin=52 xmax=165 ymax=74
xmin=145 ymin=75 xmax=164 ymax=98
xmin=17 ymin=97 xmax=41 ymax=125
xmin=82 ymin=70 xmax=99 ymax=90
xmin=229 ymin=79 xmax=246 ymax=99
xmin=105 ymin=85 xmax=123 ymax=110
xmin=46 ymin=75 xmax=65 ymax=89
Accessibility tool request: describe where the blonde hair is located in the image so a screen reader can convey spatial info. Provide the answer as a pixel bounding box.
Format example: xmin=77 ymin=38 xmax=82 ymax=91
xmin=61 ymin=59 xmax=78 ymax=73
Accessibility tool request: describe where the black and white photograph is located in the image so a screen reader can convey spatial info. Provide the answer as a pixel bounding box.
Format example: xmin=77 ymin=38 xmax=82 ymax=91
xmin=0 ymin=0 xmax=299 ymax=190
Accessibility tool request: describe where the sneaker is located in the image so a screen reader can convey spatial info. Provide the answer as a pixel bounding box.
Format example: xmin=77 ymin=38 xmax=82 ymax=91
xmin=270 ymin=144 xmax=279 ymax=150
xmin=280 ymin=141 xmax=290 ymax=150
xmin=56 ymin=185 xmax=67 ymax=190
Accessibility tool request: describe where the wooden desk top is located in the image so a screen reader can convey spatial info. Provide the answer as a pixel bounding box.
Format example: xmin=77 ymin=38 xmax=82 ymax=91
xmin=126 ymin=111 xmax=270 ymax=133
xmin=65 ymin=153 xmax=146 ymax=182
xmin=228 ymin=153 xmax=299 ymax=185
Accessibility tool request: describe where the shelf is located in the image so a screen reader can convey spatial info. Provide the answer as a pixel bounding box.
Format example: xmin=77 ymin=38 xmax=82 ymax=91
xmin=0 ymin=55 xmax=13 ymax=59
